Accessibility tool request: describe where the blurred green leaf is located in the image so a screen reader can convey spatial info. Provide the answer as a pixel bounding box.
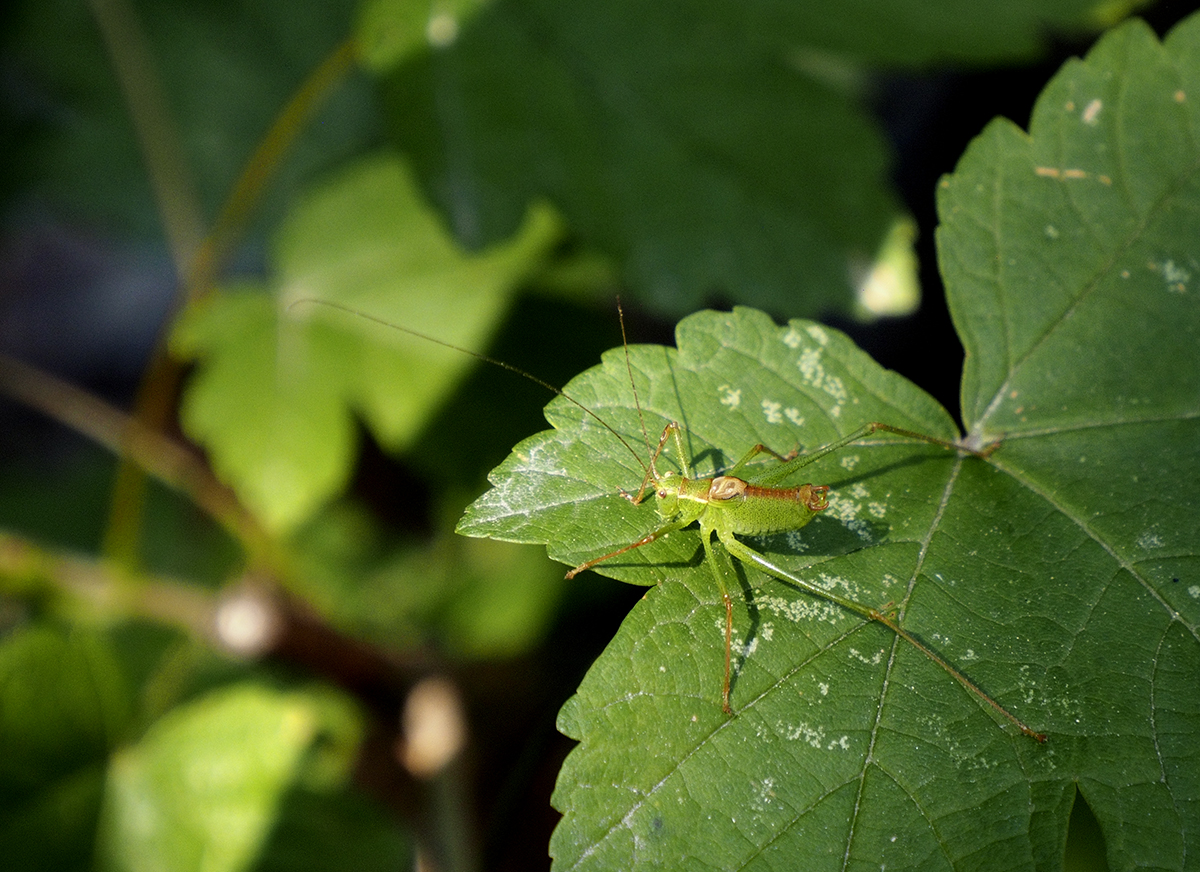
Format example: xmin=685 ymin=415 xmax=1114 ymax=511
xmin=2 ymin=0 xmax=372 ymax=236
xmin=385 ymin=0 xmax=900 ymax=316
xmin=0 ymin=625 xmax=131 ymax=871
xmin=356 ymin=0 xmax=489 ymax=72
xmin=172 ymin=152 xmax=559 ymax=531
xmin=459 ymin=14 xmax=1200 ymax=870
xmin=253 ymin=783 xmax=410 ymax=872
xmin=98 ymin=682 xmax=353 ymax=872
xmin=291 ymin=501 xmax=565 ymax=658
xmin=752 ymin=0 xmax=1149 ymax=66
xmin=382 ymin=0 xmax=1138 ymax=317
xmin=0 ymin=448 xmax=239 ymax=583
xmin=0 ymin=626 xmax=130 ymax=791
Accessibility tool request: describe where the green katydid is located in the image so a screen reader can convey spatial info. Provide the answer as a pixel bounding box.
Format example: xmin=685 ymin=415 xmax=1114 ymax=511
xmin=293 ymin=298 xmax=1046 ymax=742
xmin=565 ymin=416 xmax=1045 ymax=741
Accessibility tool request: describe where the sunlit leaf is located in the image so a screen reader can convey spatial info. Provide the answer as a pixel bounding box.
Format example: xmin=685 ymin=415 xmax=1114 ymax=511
xmin=460 ymin=15 xmax=1200 ymax=870
xmin=97 ymin=684 xmax=346 ymax=872
xmin=172 ymin=152 xmax=558 ymax=530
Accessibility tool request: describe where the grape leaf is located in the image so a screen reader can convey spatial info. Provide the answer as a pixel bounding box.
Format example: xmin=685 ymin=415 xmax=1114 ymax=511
xmin=171 ymin=152 xmax=557 ymax=531
xmin=384 ymin=0 xmax=902 ymax=317
xmin=381 ymin=0 xmax=1137 ymax=317
xmin=97 ymin=683 xmax=347 ymax=872
xmin=458 ymin=15 xmax=1200 ymax=870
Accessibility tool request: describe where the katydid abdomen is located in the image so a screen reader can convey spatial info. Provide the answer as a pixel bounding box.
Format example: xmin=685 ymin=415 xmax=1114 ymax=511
xmin=700 ymin=476 xmax=828 ymax=536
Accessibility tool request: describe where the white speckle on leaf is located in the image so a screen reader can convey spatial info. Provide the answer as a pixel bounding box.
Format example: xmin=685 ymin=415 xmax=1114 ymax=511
xmin=963 ymin=649 xmax=977 ymax=662
xmin=826 ymin=735 xmax=850 ymax=751
xmin=1045 ymin=225 xmax=1059 ymax=239
xmin=1017 ymin=664 xmax=1039 ymax=705
xmin=1136 ymin=530 xmax=1164 ymax=550
xmin=798 ymin=348 xmax=822 ymax=383
xmin=1082 ymin=98 xmax=1102 ymax=125
xmin=784 ymin=721 xmax=825 ymax=748
xmin=805 ymin=324 xmax=829 ymax=346
xmin=1160 ymin=259 xmax=1191 ymax=294
xmin=825 ymin=493 xmax=860 ymax=523
xmin=758 ymin=594 xmax=842 ymax=625
xmin=782 ymin=328 xmax=802 ymax=349
xmin=839 ymin=454 xmax=860 ymax=470
xmin=762 ymin=399 xmax=783 ymax=424
xmin=785 ymin=408 xmax=804 ymax=426
xmin=1188 ymin=585 xmax=1199 ymax=599
xmin=848 ymin=647 xmax=884 ymax=666
xmin=782 ymin=530 xmax=811 ymax=552
xmin=718 ymin=384 xmax=742 ymax=408
xmin=818 ymin=682 xmax=829 ymax=696
xmin=822 ymin=374 xmax=847 ymax=405
xmin=868 ymin=501 xmax=888 ymax=518
xmin=827 ymin=492 xmax=872 ymax=540
xmin=797 ymin=348 xmax=847 ymax=415
xmin=849 ymin=519 xmax=872 ymax=541
xmin=761 ymin=622 xmax=775 ymax=641
xmin=751 ymin=777 xmax=776 ymax=811
xmin=849 ymin=483 xmax=870 ymax=499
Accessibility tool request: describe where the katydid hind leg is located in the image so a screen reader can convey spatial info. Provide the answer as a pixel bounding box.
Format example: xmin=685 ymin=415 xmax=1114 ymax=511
xmin=717 ymin=530 xmax=1045 ymax=741
xmin=700 ymin=531 xmax=736 ymax=715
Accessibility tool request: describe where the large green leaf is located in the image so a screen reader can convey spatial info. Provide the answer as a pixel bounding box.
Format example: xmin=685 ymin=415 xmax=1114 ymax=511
xmin=0 ymin=626 xmax=130 ymax=871
xmin=172 ymin=152 xmax=557 ymax=531
xmin=97 ymin=683 xmax=356 ymax=872
xmin=381 ymin=0 xmax=1139 ymax=317
xmin=383 ymin=0 xmax=901 ymax=317
xmin=458 ymin=15 xmax=1200 ymax=870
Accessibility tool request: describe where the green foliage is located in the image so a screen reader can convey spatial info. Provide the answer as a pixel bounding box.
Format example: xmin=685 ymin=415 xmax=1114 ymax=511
xmin=0 ymin=624 xmax=400 ymax=872
xmin=0 ymin=627 xmax=129 ymax=871
xmin=171 ymin=154 xmax=558 ymax=531
xmin=2 ymin=0 xmax=373 ymax=236
xmin=379 ymin=0 xmax=1145 ymax=315
xmin=459 ymin=16 xmax=1200 ymax=870
xmin=2 ymin=1 xmax=1196 ymax=871
xmin=98 ymin=683 xmax=357 ymax=872
xmin=290 ymin=503 xmax=566 ymax=658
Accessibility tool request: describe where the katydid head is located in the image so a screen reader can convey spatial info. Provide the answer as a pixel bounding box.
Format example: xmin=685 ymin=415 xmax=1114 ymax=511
xmin=652 ymin=470 xmax=683 ymax=517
